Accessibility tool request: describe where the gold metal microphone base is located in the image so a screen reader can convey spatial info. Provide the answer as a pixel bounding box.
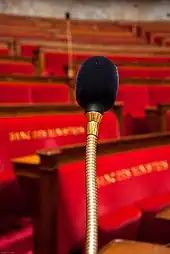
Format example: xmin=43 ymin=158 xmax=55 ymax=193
xmin=85 ymin=112 xmax=103 ymax=254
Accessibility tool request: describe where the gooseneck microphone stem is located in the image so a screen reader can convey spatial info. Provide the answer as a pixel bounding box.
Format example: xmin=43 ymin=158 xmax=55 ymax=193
xmin=76 ymin=56 xmax=119 ymax=253
xmin=85 ymin=112 xmax=103 ymax=254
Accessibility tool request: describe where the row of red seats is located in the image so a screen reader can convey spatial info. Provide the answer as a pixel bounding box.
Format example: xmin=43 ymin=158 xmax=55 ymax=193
xmin=117 ymin=85 xmax=170 ymax=135
xmin=39 ymin=51 xmax=170 ymax=78
xmin=1 ymin=57 xmax=170 ymax=78
xmin=0 ymin=110 xmax=119 ymax=252
xmin=0 ymin=60 xmax=35 ymax=75
xmin=1 ymin=83 xmax=170 ymax=136
xmin=1 ymin=44 xmax=170 ymax=77
xmin=3 ymin=133 xmax=170 ymax=253
xmin=58 ymin=143 xmax=170 ymax=253
xmin=0 ymin=83 xmax=70 ymax=103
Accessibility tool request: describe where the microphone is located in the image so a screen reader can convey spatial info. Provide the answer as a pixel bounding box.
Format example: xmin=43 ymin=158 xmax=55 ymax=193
xmin=76 ymin=56 xmax=119 ymax=254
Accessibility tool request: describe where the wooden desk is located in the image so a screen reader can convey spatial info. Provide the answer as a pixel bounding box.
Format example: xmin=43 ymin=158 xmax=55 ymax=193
xmin=99 ymin=240 xmax=170 ymax=254
xmin=156 ymin=207 xmax=170 ymax=220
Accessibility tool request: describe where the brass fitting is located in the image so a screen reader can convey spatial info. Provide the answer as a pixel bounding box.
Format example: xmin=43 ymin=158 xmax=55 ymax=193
xmin=85 ymin=111 xmax=103 ymax=254
xmin=86 ymin=112 xmax=103 ymax=136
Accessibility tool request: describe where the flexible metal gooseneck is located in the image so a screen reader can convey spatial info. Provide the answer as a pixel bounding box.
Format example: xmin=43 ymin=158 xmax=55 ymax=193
xmin=85 ymin=111 xmax=103 ymax=254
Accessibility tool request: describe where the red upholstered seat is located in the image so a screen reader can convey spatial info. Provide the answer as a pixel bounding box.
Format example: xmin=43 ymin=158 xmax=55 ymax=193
xmin=148 ymin=86 xmax=170 ymax=106
xmin=0 ymin=84 xmax=32 ymax=103
xmin=108 ymin=55 xmax=170 ymax=64
xmin=31 ymin=84 xmax=70 ymax=103
xmin=20 ymin=44 xmax=38 ymax=57
xmin=98 ymin=206 xmax=141 ymax=247
xmin=117 ymin=85 xmax=150 ymax=135
xmin=0 ymin=224 xmax=32 ymax=254
xmin=57 ymin=153 xmax=142 ymax=254
xmin=0 ymin=82 xmax=70 ymax=104
xmin=0 ymin=62 xmax=35 ymax=75
xmin=148 ymin=86 xmax=170 ymax=132
xmin=40 ymin=51 xmax=170 ymax=77
xmin=44 ymin=52 xmax=69 ymax=76
xmin=119 ymin=66 xmax=170 ymax=79
xmin=0 ymin=111 xmax=119 ymax=253
xmin=0 ymin=112 xmax=119 ymax=158
xmin=106 ymin=144 xmax=170 ymax=244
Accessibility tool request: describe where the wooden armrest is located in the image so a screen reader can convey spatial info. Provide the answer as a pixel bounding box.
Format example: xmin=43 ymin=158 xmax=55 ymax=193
xmin=12 ymin=148 xmax=59 ymax=254
xmin=114 ymin=101 xmax=124 ymax=108
xmin=12 ymin=154 xmax=39 ymax=165
xmin=156 ymin=207 xmax=170 ymax=220
xmin=145 ymin=106 xmax=157 ymax=114
xmin=12 ymin=155 xmax=40 ymax=179
xmin=158 ymin=103 xmax=170 ymax=112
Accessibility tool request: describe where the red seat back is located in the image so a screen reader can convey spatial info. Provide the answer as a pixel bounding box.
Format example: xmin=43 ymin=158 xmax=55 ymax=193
xmin=0 ymin=83 xmax=70 ymax=104
xmin=0 ymin=112 xmax=119 ymax=158
xmin=31 ymin=84 xmax=70 ymax=103
xmin=57 ymin=144 xmax=170 ymax=253
xmin=0 ymin=84 xmax=32 ymax=103
xmin=117 ymin=85 xmax=150 ymax=117
xmin=0 ymin=111 xmax=119 ymax=234
xmin=119 ymin=67 xmax=170 ymax=79
xmin=0 ymin=62 xmax=35 ymax=75
xmin=148 ymin=86 xmax=170 ymax=105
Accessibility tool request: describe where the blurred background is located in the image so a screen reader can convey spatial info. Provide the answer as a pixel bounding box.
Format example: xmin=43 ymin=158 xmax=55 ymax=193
xmin=0 ymin=0 xmax=170 ymax=20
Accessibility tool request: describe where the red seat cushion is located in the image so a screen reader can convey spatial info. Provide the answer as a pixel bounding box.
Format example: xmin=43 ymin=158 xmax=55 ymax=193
xmin=119 ymin=67 xmax=170 ymax=79
xmin=31 ymin=84 xmax=70 ymax=103
xmin=117 ymin=85 xmax=150 ymax=117
xmin=0 ymin=62 xmax=35 ymax=75
xmin=0 ymin=224 xmax=32 ymax=253
xmin=148 ymin=86 xmax=170 ymax=106
xmin=136 ymin=193 xmax=170 ymax=213
xmin=99 ymin=206 xmax=141 ymax=231
xmin=20 ymin=44 xmax=38 ymax=57
xmin=117 ymin=85 xmax=150 ymax=135
xmin=99 ymin=206 xmax=141 ymax=247
xmin=0 ymin=84 xmax=32 ymax=103
xmin=0 ymin=112 xmax=119 ymax=158
xmin=136 ymin=193 xmax=170 ymax=244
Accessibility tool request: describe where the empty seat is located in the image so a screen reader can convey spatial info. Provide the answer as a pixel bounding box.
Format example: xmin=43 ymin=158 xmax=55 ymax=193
xmin=119 ymin=66 xmax=170 ymax=79
xmin=0 ymin=61 xmax=35 ymax=75
xmin=0 ymin=83 xmax=32 ymax=103
xmin=31 ymin=84 xmax=70 ymax=104
xmin=148 ymin=86 xmax=170 ymax=106
xmin=148 ymin=86 xmax=170 ymax=132
xmin=0 ymin=82 xmax=70 ymax=104
xmin=57 ymin=157 xmax=141 ymax=253
xmin=0 ymin=111 xmax=119 ymax=253
xmin=117 ymin=85 xmax=150 ymax=135
xmin=0 ymin=111 xmax=119 ymax=158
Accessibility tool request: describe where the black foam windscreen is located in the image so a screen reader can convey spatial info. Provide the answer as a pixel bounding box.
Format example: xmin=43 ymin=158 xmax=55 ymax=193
xmin=65 ymin=12 xmax=70 ymax=20
xmin=76 ymin=56 xmax=119 ymax=114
